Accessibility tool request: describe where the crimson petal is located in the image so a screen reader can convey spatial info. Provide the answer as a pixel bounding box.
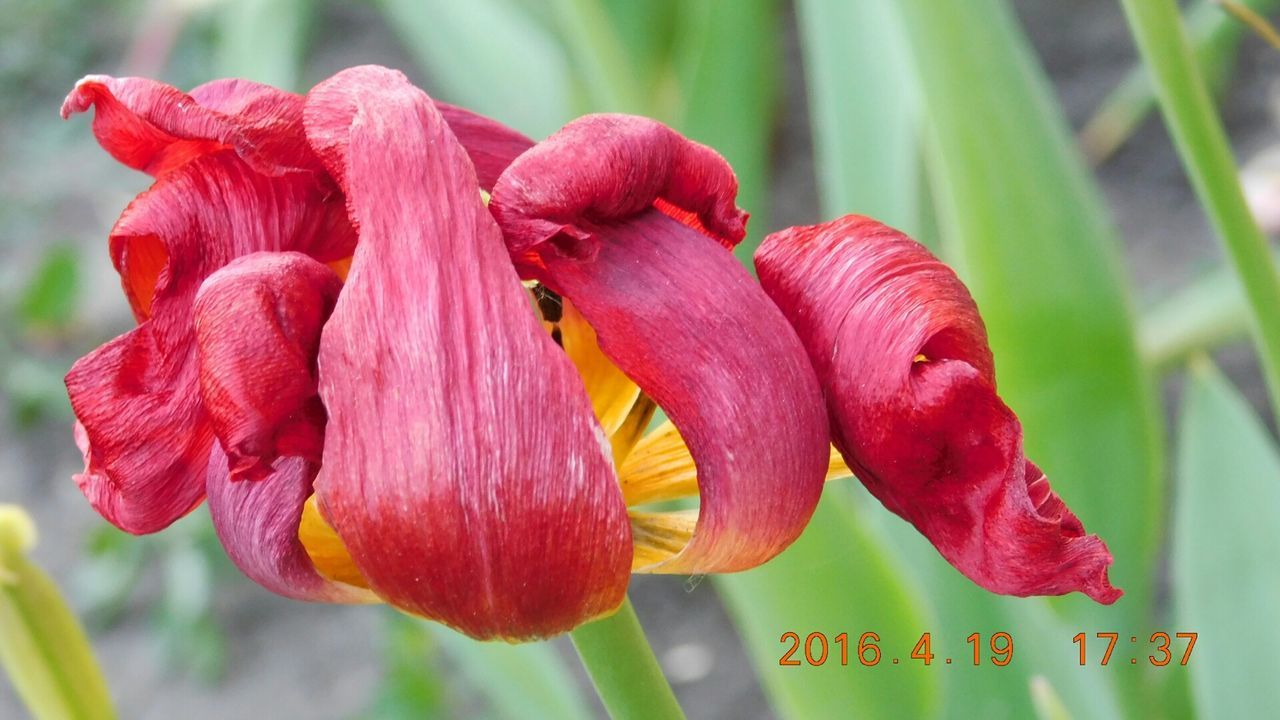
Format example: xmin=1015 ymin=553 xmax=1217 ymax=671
xmin=434 ymin=101 xmax=534 ymax=191
xmin=206 ymin=446 xmax=371 ymax=603
xmin=61 ymin=75 xmax=319 ymax=176
xmin=303 ymin=66 xmax=630 ymax=639
xmin=756 ymin=215 xmax=1121 ymax=603
xmin=193 ymin=252 xmax=341 ymax=481
xmin=66 ymin=151 xmax=352 ymax=534
xmin=63 ymin=74 xmax=531 ymax=190
xmin=490 ymin=114 xmax=829 ymax=573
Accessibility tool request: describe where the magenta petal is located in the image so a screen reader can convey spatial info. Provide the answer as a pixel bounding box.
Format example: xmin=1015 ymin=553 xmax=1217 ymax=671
xmin=61 ymin=74 xmax=320 ymax=176
xmin=434 ymin=101 xmax=534 ymax=190
xmin=303 ymin=66 xmax=631 ymax=639
xmin=756 ymin=215 xmax=1121 ymax=603
xmin=67 ymin=151 xmax=353 ymax=534
xmin=206 ymin=446 xmax=370 ymax=603
xmin=194 ymin=252 xmax=342 ymax=480
xmin=490 ymin=114 xmax=829 ymax=573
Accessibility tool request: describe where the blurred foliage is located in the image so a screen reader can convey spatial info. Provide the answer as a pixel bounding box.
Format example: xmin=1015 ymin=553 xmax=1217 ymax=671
xmin=363 ymin=616 xmax=449 ymax=720
xmin=74 ymin=513 xmax=234 ymax=683
xmin=1174 ymin=359 xmax=1280 ymax=719
xmin=0 ymin=505 xmax=115 ymax=720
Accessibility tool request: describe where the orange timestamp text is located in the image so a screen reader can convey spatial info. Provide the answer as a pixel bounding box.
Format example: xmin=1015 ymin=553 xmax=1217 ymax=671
xmin=779 ymin=631 xmax=1014 ymax=667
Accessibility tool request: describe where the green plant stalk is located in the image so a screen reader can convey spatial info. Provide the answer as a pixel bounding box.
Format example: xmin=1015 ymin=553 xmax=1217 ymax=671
xmin=569 ymin=597 xmax=685 ymax=720
xmin=0 ymin=506 xmax=115 ymax=720
xmin=1120 ymin=0 xmax=1280 ymax=425
xmin=1081 ymin=0 xmax=1279 ymax=164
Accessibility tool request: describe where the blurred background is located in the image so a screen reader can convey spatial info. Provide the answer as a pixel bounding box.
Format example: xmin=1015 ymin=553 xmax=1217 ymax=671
xmin=3 ymin=0 xmax=1280 ymax=717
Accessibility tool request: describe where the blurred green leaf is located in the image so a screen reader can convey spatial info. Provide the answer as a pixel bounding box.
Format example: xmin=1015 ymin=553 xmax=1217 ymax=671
xmin=0 ymin=506 xmax=115 ymax=720
xmin=4 ymin=355 xmax=72 ymax=428
xmin=365 ymin=616 xmax=448 ymax=720
xmin=431 ymin=627 xmax=593 ymax=720
xmin=214 ymin=0 xmax=313 ymax=91
xmin=1030 ymin=676 xmax=1073 ymax=720
xmin=380 ymin=0 xmax=574 ymax=138
xmin=1139 ymin=251 xmax=1280 ymax=368
xmin=1174 ymin=358 xmax=1280 ymax=718
xmin=795 ymin=0 xmax=920 ymax=235
xmin=669 ymin=0 xmax=780 ymax=259
xmin=1121 ymin=0 xmax=1280 ymax=427
xmin=889 ymin=0 xmax=1164 ymax=616
xmin=17 ymin=244 xmax=79 ymax=332
xmin=1081 ymin=0 xmax=1280 ymax=164
xmin=717 ymin=492 xmax=939 ymax=720
xmin=595 ymin=0 xmax=677 ymax=98
xmin=548 ymin=0 xmax=646 ymax=114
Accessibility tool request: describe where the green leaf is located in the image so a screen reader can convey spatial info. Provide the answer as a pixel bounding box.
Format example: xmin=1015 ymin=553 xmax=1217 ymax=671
xmin=431 ymin=626 xmax=594 ymax=720
xmin=795 ymin=0 xmax=920 ymax=234
xmin=1030 ymin=676 xmax=1073 ymax=720
xmin=215 ymin=0 xmax=313 ymax=91
xmin=716 ymin=491 xmax=939 ymax=720
xmin=1081 ymin=0 xmax=1280 ymax=164
xmin=380 ymin=0 xmax=575 ymax=138
xmin=1174 ymin=359 xmax=1280 ymax=718
xmin=364 ymin=616 xmax=448 ymax=720
xmin=17 ymin=244 xmax=79 ymax=332
xmin=1120 ymin=0 xmax=1280 ymax=424
xmin=0 ymin=505 xmax=115 ymax=720
xmin=889 ymin=0 xmax=1164 ymax=615
xmin=668 ymin=0 xmax=780 ymax=259
xmin=1138 ymin=251 xmax=1280 ymax=368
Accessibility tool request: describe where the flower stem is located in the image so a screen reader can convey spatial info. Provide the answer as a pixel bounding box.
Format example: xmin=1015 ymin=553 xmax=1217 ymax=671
xmin=570 ymin=597 xmax=686 ymax=720
xmin=1119 ymin=0 xmax=1280 ymax=426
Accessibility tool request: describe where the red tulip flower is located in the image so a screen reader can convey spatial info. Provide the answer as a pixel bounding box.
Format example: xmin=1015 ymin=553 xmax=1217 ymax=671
xmin=62 ymin=65 xmax=829 ymax=639
xmin=62 ymin=63 xmax=1117 ymax=642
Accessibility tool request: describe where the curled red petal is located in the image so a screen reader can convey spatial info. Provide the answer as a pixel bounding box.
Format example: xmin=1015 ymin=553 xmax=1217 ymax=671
xmin=194 ymin=252 xmax=341 ymax=481
xmin=756 ymin=215 xmax=1121 ymax=604
xmin=303 ymin=65 xmax=630 ymax=639
xmin=67 ymin=151 xmax=352 ymax=534
xmin=206 ymin=446 xmax=370 ymax=603
xmin=490 ymin=115 xmax=829 ymax=573
xmin=489 ymin=114 xmax=748 ymax=264
xmin=61 ymin=74 xmax=320 ymax=176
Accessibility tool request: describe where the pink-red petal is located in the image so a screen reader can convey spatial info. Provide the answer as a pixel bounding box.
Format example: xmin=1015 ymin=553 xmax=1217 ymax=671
xmin=434 ymin=100 xmax=534 ymax=191
xmin=303 ymin=66 xmax=630 ymax=640
xmin=67 ymin=151 xmax=353 ymax=534
xmin=490 ymin=114 xmax=747 ymax=267
xmin=755 ymin=215 xmax=1121 ymax=604
xmin=490 ymin=114 xmax=829 ymax=573
xmin=193 ymin=252 xmax=341 ymax=481
xmin=61 ymin=75 xmax=320 ymax=176
xmin=63 ymin=74 xmax=528 ymax=190
xmin=206 ymin=446 xmax=370 ymax=603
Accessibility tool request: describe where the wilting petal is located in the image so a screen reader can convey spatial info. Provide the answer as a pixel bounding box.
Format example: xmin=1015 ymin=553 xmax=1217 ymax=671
xmin=206 ymin=446 xmax=374 ymax=603
xmin=303 ymin=66 xmax=630 ymax=640
xmin=193 ymin=252 xmax=341 ymax=480
xmin=756 ymin=215 xmax=1121 ymax=603
xmin=434 ymin=101 xmax=534 ymax=190
xmin=61 ymin=75 xmax=320 ymax=176
xmin=66 ymin=151 xmax=353 ymax=534
xmin=490 ymin=114 xmax=828 ymax=574
xmin=63 ymin=75 xmax=529 ymax=189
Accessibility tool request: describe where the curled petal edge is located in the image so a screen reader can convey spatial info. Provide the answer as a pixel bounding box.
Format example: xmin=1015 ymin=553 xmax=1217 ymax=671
xmin=755 ymin=214 xmax=1121 ymax=604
